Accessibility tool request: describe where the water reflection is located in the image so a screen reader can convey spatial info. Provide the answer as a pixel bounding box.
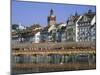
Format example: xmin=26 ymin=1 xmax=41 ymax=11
xmin=12 ymin=53 xmax=96 ymax=64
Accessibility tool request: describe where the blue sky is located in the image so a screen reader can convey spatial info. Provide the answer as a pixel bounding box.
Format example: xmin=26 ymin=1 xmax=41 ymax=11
xmin=12 ymin=1 xmax=96 ymax=27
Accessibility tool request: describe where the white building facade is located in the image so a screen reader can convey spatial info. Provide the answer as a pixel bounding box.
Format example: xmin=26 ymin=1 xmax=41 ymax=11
xmin=66 ymin=13 xmax=79 ymax=42
xmin=76 ymin=10 xmax=96 ymax=42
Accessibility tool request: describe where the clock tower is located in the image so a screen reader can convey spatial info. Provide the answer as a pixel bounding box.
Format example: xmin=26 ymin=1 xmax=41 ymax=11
xmin=48 ymin=9 xmax=56 ymax=26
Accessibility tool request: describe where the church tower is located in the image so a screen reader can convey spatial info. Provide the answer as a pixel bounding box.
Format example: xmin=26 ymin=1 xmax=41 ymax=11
xmin=48 ymin=9 xmax=56 ymax=26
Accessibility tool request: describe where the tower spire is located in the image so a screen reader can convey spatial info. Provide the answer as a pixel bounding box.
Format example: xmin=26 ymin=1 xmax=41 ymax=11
xmin=50 ymin=9 xmax=53 ymax=15
xmin=75 ymin=11 xmax=78 ymax=16
xmin=88 ymin=9 xmax=92 ymax=14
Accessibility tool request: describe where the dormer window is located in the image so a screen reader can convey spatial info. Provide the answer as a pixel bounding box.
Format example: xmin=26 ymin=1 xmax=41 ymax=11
xmin=83 ymin=16 xmax=88 ymax=21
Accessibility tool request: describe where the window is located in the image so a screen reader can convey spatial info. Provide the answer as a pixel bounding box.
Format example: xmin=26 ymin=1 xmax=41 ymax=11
xmin=84 ymin=16 xmax=88 ymax=21
xmin=37 ymin=35 xmax=40 ymax=38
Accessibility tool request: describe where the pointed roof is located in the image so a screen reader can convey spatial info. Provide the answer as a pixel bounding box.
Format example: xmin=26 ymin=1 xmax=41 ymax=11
xmin=75 ymin=11 xmax=78 ymax=16
xmin=50 ymin=9 xmax=54 ymax=15
xmin=78 ymin=10 xmax=96 ymax=23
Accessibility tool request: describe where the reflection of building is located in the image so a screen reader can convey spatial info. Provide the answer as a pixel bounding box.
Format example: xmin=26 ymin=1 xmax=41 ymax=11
xmin=76 ymin=10 xmax=96 ymax=42
xmin=66 ymin=12 xmax=79 ymax=42
xmin=12 ymin=42 xmax=96 ymax=74
xmin=48 ymin=9 xmax=56 ymax=26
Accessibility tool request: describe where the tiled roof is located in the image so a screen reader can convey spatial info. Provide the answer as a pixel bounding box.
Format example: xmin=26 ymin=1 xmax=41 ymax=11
xmin=78 ymin=12 xmax=96 ymax=22
xmin=67 ymin=15 xmax=80 ymax=25
xmin=21 ymin=29 xmax=42 ymax=37
xmin=12 ymin=26 xmax=42 ymax=37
